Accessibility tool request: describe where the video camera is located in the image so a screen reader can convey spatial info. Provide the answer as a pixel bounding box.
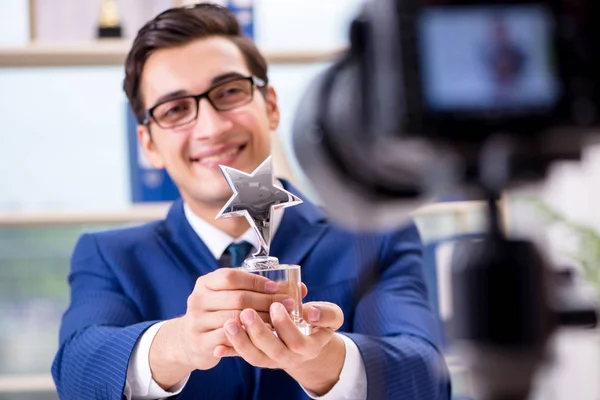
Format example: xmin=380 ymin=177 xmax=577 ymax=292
xmin=291 ymin=1 xmax=600 ymax=399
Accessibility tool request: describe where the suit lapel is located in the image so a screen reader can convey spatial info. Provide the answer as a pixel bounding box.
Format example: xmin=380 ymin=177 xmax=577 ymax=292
xmin=270 ymin=181 xmax=329 ymax=266
xmin=161 ymin=199 xmax=221 ymax=276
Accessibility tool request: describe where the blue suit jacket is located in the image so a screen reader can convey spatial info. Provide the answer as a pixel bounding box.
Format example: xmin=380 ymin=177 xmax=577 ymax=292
xmin=52 ymin=182 xmax=451 ymax=400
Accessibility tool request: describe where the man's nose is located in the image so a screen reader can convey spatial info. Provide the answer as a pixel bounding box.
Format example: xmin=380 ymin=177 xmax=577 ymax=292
xmin=191 ymin=98 xmax=233 ymax=140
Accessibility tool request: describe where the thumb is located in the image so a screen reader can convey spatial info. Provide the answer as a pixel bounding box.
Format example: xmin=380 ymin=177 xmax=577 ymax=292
xmin=302 ymin=301 xmax=344 ymax=330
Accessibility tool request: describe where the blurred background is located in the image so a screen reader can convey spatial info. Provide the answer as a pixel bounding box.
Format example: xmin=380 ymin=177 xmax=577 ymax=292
xmin=0 ymin=1 xmax=599 ymax=399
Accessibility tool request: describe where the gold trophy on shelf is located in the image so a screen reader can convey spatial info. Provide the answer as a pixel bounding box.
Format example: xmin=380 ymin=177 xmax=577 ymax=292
xmin=97 ymin=0 xmax=123 ymax=39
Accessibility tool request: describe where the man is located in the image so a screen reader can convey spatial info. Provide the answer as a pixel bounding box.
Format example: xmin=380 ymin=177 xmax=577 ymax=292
xmin=51 ymin=3 xmax=450 ymax=399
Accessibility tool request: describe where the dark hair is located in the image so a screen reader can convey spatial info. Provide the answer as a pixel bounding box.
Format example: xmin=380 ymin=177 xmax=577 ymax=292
xmin=123 ymin=3 xmax=269 ymax=124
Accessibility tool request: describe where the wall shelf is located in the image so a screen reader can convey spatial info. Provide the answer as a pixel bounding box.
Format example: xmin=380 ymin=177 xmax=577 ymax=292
xmin=0 ymin=201 xmax=495 ymax=227
xmin=0 ymin=203 xmax=170 ymax=226
xmin=0 ymin=374 xmax=55 ymax=393
xmin=0 ymin=40 xmax=345 ymax=67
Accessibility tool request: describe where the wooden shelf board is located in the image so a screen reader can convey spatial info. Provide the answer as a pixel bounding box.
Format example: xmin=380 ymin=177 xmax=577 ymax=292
xmin=0 ymin=41 xmax=345 ymax=67
xmin=0 ymin=203 xmax=171 ymax=226
xmin=0 ymin=373 xmax=55 ymax=393
xmin=0 ymin=201 xmax=496 ymax=227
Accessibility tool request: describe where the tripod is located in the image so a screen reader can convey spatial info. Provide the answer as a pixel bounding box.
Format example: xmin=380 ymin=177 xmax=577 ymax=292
xmin=449 ymin=137 xmax=597 ymax=400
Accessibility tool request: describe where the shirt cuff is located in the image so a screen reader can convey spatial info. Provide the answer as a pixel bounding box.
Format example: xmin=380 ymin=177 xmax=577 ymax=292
xmin=124 ymin=321 xmax=190 ymax=399
xmin=302 ymin=333 xmax=367 ymax=400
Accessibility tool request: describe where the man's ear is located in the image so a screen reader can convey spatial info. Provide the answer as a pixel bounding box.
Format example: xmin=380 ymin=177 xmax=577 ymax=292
xmin=265 ymin=86 xmax=280 ymax=131
xmin=137 ymin=124 xmax=165 ymax=169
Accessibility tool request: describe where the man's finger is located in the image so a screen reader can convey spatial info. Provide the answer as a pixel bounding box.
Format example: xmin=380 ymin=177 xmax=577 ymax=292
xmin=213 ymin=345 xmax=238 ymax=358
xmin=262 ymin=281 xmax=308 ymax=299
xmin=224 ymin=315 xmax=276 ymax=368
xmin=198 ymin=310 xmax=272 ymax=331
xmin=201 ymin=268 xmax=278 ymax=293
xmin=204 ymin=291 xmax=297 ymax=313
xmin=302 ymin=302 xmax=344 ymax=330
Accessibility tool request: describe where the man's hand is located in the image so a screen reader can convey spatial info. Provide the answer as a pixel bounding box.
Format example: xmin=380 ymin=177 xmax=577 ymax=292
xmin=148 ymin=268 xmax=300 ymax=390
xmin=217 ymin=301 xmax=346 ymax=395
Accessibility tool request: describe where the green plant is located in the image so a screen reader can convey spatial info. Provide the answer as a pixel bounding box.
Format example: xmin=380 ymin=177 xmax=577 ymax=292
xmin=525 ymin=197 xmax=600 ymax=294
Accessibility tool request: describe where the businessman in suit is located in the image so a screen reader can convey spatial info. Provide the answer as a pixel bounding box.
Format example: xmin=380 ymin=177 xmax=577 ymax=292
xmin=51 ymin=3 xmax=450 ymax=399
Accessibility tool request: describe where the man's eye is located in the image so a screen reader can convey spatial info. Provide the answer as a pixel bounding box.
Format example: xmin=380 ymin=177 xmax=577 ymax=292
xmin=219 ymin=87 xmax=244 ymax=97
xmin=162 ymin=103 xmax=190 ymax=118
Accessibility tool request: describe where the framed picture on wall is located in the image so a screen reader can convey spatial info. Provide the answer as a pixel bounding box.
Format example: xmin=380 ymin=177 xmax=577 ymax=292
xmin=29 ymin=0 xmax=181 ymax=43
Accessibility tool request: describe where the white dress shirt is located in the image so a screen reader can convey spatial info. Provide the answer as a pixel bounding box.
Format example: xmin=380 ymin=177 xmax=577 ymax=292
xmin=124 ymin=202 xmax=367 ymax=399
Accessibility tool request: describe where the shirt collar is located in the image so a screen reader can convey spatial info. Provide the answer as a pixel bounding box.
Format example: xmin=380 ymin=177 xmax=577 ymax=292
xmin=183 ymin=201 xmax=284 ymax=260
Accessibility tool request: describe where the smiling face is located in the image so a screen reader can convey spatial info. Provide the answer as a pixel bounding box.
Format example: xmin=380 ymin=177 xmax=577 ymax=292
xmin=137 ymin=36 xmax=280 ymax=216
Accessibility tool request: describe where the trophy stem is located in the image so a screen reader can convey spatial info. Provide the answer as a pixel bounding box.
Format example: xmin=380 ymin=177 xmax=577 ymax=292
xmin=251 ymin=225 xmax=271 ymax=258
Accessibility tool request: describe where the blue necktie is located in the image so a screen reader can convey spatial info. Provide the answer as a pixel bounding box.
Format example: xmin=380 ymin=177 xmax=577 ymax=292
xmin=220 ymin=241 xmax=254 ymax=268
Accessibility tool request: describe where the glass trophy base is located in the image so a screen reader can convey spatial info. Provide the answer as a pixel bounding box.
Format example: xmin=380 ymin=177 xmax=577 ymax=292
xmin=239 ymin=257 xmax=312 ymax=336
xmin=293 ymin=320 xmax=313 ymax=336
xmin=273 ymin=320 xmax=312 ymax=337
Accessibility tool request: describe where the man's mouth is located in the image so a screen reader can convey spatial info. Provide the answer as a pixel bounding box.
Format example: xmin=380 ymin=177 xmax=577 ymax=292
xmin=191 ymin=144 xmax=246 ymax=167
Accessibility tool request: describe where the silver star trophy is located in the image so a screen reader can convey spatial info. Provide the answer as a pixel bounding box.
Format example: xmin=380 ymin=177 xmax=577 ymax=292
xmin=216 ymin=156 xmax=312 ymax=335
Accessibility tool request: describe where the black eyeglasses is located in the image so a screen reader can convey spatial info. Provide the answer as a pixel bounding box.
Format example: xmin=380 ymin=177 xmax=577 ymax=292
xmin=143 ymin=76 xmax=266 ymax=129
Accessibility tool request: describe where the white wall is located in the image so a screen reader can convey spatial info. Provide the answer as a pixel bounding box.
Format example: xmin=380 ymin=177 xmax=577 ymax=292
xmin=254 ymin=0 xmax=361 ymax=52
xmin=0 ymin=0 xmax=29 ymax=46
xmin=0 ymin=66 xmax=131 ymax=211
xmin=0 ymin=0 xmax=362 ymax=212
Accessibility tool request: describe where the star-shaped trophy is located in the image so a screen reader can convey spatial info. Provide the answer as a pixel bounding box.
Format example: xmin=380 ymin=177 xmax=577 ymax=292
xmin=216 ymin=155 xmax=311 ymax=335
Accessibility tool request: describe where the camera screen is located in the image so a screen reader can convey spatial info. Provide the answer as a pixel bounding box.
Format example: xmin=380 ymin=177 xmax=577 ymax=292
xmin=418 ymin=4 xmax=561 ymax=114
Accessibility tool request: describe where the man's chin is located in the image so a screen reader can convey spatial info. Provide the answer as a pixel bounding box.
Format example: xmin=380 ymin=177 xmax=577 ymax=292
xmin=201 ymin=190 xmax=234 ymax=206
xmin=179 ymin=186 xmax=230 ymax=207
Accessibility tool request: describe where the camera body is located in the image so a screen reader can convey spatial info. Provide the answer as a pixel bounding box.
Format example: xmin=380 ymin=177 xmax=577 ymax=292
xmin=292 ymin=0 xmax=600 ymax=231
xmin=370 ymin=0 xmax=600 ymax=140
